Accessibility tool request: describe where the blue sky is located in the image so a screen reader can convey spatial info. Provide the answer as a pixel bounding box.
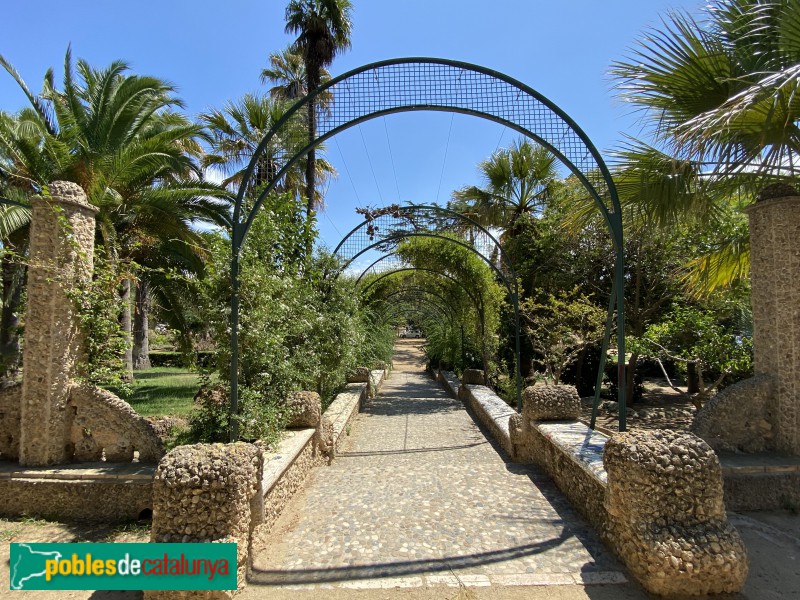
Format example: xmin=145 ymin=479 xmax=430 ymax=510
xmin=2 ymin=0 xmax=702 ymax=248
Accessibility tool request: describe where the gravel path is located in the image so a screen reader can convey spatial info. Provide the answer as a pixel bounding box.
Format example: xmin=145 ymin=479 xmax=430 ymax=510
xmin=247 ymin=341 xmax=625 ymax=592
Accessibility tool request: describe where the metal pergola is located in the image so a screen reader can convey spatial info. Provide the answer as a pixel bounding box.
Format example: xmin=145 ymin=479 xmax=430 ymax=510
xmin=232 ymin=58 xmax=626 ymax=440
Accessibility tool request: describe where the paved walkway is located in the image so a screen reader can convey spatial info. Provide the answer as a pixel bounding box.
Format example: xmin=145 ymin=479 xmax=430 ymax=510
xmin=248 ymin=341 xmax=626 ymax=592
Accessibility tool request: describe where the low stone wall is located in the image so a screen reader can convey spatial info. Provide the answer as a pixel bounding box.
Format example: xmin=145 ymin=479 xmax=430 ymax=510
xmin=144 ymin=368 xmax=383 ymax=598
xmin=369 ymin=369 xmax=385 ymax=397
xmin=720 ymin=457 xmax=800 ymax=511
xmin=508 ymin=383 xmax=748 ymax=596
xmin=605 ymin=430 xmax=748 ymax=596
xmin=513 ymin=420 xmax=608 ymax=532
xmin=725 ymin=472 xmax=800 ymax=511
xmin=437 ymin=370 xmax=460 ymax=398
xmin=459 ymin=384 xmax=515 ymax=456
xmin=0 ymin=461 xmax=154 ymax=522
xmin=255 ymin=429 xmax=316 ymax=539
xmin=146 ymin=443 xmax=262 ymax=600
xmin=325 ymin=383 xmax=368 ymax=455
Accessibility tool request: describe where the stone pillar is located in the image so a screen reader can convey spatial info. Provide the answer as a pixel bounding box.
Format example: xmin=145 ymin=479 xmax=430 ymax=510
xmin=604 ymin=430 xmax=748 ymax=596
xmin=746 ymin=194 xmax=800 ymax=455
xmin=147 ymin=443 xmax=263 ymax=599
xmin=19 ymin=181 xmax=97 ymax=466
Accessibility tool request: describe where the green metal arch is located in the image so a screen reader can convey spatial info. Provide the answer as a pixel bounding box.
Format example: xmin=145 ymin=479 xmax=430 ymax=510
xmin=377 ymin=296 xmax=453 ymax=327
xmin=233 ymin=57 xmax=624 ymax=248
xmin=361 ymin=268 xmax=484 ymax=324
xmin=361 ymin=266 xmax=491 ymax=376
xmin=373 ymin=289 xmax=456 ymax=326
xmin=229 ymin=57 xmax=627 ymax=440
xmin=373 ymin=286 xmax=458 ymax=316
xmin=331 ymin=204 xmax=517 ymax=297
xmin=381 ymin=306 xmax=446 ymax=328
xmin=343 ymin=230 xmax=515 ymax=298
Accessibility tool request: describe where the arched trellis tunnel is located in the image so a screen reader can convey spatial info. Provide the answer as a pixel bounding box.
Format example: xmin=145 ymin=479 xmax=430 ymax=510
xmin=372 ymin=288 xmax=457 ymax=325
xmin=232 ymin=57 xmax=626 ymax=440
xmin=331 ymin=204 xmax=522 ymax=406
xmin=363 ymin=271 xmax=489 ymax=372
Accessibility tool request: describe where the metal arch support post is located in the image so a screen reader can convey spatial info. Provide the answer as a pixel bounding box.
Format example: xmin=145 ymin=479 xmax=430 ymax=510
xmin=615 ymin=237 xmax=627 ymax=432
xmin=229 ymin=245 xmax=241 ymax=442
xmin=590 ymin=285 xmax=616 ymax=430
xmin=513 ymin=284 xmax=523 ymax=412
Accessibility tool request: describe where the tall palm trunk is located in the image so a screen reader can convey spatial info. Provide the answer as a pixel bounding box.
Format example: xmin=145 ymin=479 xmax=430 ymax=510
xmin=119 ymin=278 xmax=134 ymax=378
xmin=304 ymin=62 xmax=320 ymax=257
xmin=132 ymin=278 xmax=151 ymax=370
xmin=305 ymin=101 xmax=316 ymax=219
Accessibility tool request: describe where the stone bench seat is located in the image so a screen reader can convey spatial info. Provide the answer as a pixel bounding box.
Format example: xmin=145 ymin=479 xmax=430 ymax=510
xmin=536 ymin=421 xmax=609 ymax=485
xmin=461 ymin=384 xmax=516 ymax=455
xmin=438 ymin=370 xmax=461 ymax=398
xmin=325 ymin=383 xmax=368 ymax=453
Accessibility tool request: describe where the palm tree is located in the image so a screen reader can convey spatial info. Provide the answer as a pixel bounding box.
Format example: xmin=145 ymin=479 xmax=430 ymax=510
xmin=285 ymin=0 xmax=353 ymax=218
xmin=261 ymin=47 xmax=334 ymax=103
xmin=0 ymin=167 xmax=30 ymax=377
xmin=610 ymin=0 xmax=800 ymax=292
xmin=451 ymin=139 xmax=559 ymax=237
xmin=131 ymin=232 xmax=211 ymax=369
xmin=0 ymin=48 xmax=231 ymax=374
xmin=201 ymin=93 xmax=335 ymax=205
xmin=261 ymin=47 xmax=307 ymax=101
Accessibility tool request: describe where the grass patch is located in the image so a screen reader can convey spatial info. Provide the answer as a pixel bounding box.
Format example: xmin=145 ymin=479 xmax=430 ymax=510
xmin=0 ymin=519 xmax=21 ymax=541
xmin=104 ymin=520 xmax=151 ymax=542
xmin=127 ymin=367 xmax=204 ymax=418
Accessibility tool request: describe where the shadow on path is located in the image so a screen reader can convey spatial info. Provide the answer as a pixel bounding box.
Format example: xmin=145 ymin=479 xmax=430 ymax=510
xmin=249 ymin=531 xmax=573 ymax=586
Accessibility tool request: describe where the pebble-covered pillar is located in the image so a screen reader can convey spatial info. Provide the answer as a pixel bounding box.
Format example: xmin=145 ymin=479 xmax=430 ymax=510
xmin=19 ymin=181 xmax=97 ymax=466
xmin=146 ymin=443 xmax=263 ymax=599
xmin=747 ymin=193 xmax=800 ymax=455
xmin=604 ymin=430 xmax=748 ymax=596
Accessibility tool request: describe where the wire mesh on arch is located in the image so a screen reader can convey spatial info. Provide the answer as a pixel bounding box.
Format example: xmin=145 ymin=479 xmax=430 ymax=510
xmin=235 ymin=59 xmax=621 ymax=240
xmin=330 ymin=204 xmax=513 ymax=289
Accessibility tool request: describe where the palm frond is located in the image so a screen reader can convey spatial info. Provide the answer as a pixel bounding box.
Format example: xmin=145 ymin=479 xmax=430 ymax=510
xmin=683 ymin=229 xmax=750 ymax=297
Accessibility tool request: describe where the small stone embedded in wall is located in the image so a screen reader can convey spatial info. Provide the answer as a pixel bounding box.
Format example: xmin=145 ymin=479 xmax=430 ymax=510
xmin=346 ymin=367 xmax=371 ymax=384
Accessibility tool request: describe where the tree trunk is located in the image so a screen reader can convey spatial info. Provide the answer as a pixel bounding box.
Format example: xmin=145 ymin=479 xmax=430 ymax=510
xmin=687 ymin=361 xmax=701 ymax=394
xmin=119 ymin=278 xmax=133 ymax=378
xmin=306 ymin=105 xmax=316 ymax=220
xmin=575 ymin=346 xmax=587 ymax=396
xmin=0 ymin=235 xmax=25 ymax=379
xmin=132 ymin=278 xmax=151 ymax=370
xmin=304 ymin=64 xmax=319 ymax=258
xmin=625 ymin=352 xmax=639 ymax=404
